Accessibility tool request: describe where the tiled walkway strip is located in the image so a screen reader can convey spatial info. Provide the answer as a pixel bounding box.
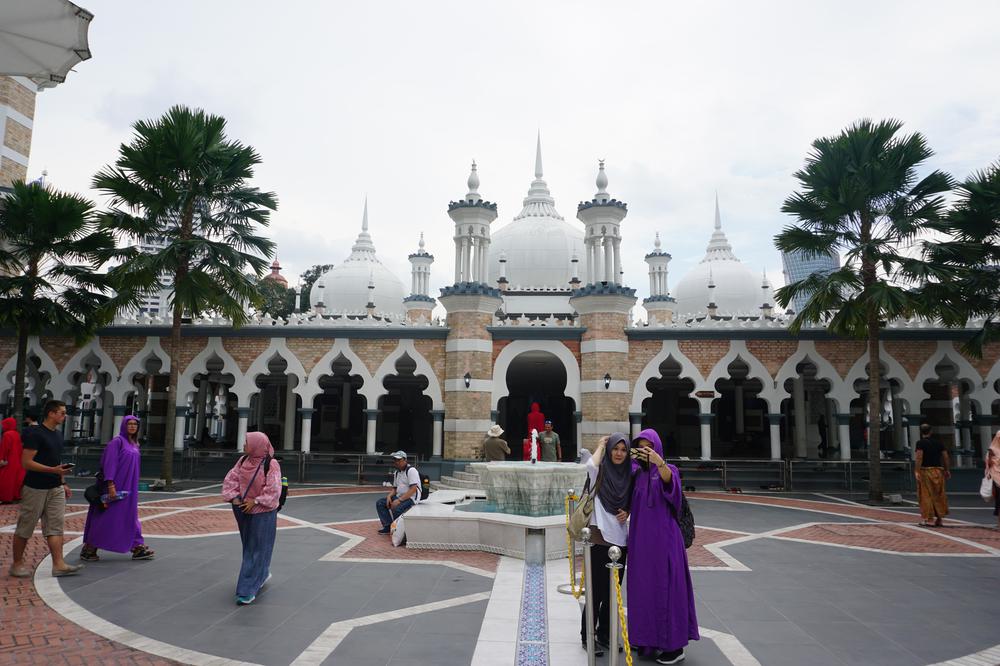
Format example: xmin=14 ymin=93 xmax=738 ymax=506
xmin=515 ymin=563 xmax=549 ymax=665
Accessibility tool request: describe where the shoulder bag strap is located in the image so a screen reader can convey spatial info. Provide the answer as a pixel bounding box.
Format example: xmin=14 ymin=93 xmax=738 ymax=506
xmin=241 ymin=459 xmax=265 ymax=500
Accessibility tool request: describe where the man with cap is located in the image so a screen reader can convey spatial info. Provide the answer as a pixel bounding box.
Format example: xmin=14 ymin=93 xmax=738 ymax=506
xmin=483 ymin=424 xmax=510 ymax=461
xmin=376 ymin=451 xmax=421 ymax=534
xmin=539 ymin=420 xmax=562 ymax=462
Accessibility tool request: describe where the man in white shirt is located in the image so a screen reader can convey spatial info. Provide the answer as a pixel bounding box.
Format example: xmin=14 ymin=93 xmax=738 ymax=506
xmin=376 ymin=450 xmax=421 ymax=534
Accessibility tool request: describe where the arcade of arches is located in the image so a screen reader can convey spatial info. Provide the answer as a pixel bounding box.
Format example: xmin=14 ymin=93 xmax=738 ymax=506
xmin=4 ymin=332 xmax=1000 ymax=466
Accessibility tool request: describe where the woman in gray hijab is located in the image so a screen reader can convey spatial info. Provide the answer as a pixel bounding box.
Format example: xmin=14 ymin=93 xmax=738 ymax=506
xmin=579 ymin=433 xmax=634 ymax=654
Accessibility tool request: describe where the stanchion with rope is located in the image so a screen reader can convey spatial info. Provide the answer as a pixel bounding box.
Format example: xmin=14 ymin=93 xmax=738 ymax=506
xmin=610 ymin=546 xmax=633 ymax=666
xmin=558 ymin=489 xmax=584 ymax=597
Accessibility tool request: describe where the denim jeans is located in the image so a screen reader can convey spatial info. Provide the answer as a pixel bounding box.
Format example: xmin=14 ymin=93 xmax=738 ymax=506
xmin=376 ymin=495 xmax=415 ymax=528
xmin=232 ymin=507 xmax=277 ymax=598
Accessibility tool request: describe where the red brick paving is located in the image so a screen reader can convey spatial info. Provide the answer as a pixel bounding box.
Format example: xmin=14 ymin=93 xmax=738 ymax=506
xmin=0 ymin=534 xmax=180 ymax=665
xmin=140 ymin=509 xmax=296 ymax=536
xmin=328 ymin=519 xmax=500 ymax=573
xmin=688 ymin=491 xmax=946 ymax=524
xmin=688 ymin=527 xmax=746 ymax=567
xmin=775 ymin=522 xmax=989 ymax=554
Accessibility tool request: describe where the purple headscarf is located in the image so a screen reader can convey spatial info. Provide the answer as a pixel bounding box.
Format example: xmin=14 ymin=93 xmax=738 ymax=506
xmin=118 ymin=415 xmax=140 ymax=444
xmin=632 ymin=428 xmax=667 ymax=508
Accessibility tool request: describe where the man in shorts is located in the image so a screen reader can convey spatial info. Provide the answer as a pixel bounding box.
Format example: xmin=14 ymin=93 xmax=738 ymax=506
xmin=9 ymin=400 xmax=82 ymax=578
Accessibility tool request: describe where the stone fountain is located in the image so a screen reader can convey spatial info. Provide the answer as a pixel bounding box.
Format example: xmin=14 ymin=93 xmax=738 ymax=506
xmin=469 ymin=461 xmax=587 ymax=517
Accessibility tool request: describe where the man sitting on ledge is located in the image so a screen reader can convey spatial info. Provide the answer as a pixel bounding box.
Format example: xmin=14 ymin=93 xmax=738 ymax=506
xmin=376 ymin=450 xmax=421 ymax=534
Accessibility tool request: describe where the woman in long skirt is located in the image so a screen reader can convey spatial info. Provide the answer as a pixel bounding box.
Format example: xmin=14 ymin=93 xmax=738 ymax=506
xmin=626 ymin=428 xmax=699 ymax=665
xmin=222 ymin=431 xmax=282 ymax=605
xmin=987 ymin=432 xmax=1000 ymax=530
xmin=80 ymin=416 xmax=154 ymax=561
xmin=0 ymin=417 xmax=26 ymax=503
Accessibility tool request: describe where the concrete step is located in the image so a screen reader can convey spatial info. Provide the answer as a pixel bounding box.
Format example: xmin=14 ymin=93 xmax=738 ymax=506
xmin=452 ymin=470 xmax=481 ymax=482
xmin=435 ymin=475 xmax=484 ymax=490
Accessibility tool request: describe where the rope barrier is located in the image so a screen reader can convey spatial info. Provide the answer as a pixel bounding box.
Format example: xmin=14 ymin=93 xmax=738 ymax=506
xmin=613 ymin=564 xmax=633 ymax=666
xmin=564 ymin=493 xmax=583 ymax=599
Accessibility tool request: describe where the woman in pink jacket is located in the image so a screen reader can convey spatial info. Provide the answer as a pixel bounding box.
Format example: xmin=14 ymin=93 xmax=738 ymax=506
xmin=222 ymin=432 xmax=282 ymax=605
xmin=987 ymin=432 xmax=1000 ymax=530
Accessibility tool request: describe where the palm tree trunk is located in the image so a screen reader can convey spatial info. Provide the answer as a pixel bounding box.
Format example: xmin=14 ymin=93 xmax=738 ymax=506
xmin=866 ymin=319 xmax=884 ymax=502
xmin=12 ymin=318 xmax=28 ymax=431
xmin=161 ymin=300 xmax=183 ymax=486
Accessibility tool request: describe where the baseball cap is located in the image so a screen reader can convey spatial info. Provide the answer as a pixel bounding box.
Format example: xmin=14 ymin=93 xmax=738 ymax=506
xmin=390 ymin=450 xmax=408 ymax=459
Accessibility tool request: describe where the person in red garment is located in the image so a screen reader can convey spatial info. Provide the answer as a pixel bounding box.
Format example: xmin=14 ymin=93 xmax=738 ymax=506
xmin=524 ymin=403 xmax=546 ymax=460
xmin=0 ymin=417 xmax=26 ymax=503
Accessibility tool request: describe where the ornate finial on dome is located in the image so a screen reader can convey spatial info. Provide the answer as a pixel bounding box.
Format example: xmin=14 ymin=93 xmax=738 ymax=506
xmin=535 ymin=131 xmax=543 ymax=179
xmin=701 ymin=193 xmax=737 ymax=262
xmin=418 ymin=232 xmax=425 ymax=251
xmin=351 ymin=198 xmax=377 ymax=254
xmin=714 ymin=192 xmax=722 ymax=231
xmin=466 ymin=161 xmax=481 ymax=203
xmin=595 ymin=159 xmax=609 ymax=202
xmin=362 ymin=196 xmax=369 ymax=232
xmin=654 ymin=232 xmax=661 ymax=250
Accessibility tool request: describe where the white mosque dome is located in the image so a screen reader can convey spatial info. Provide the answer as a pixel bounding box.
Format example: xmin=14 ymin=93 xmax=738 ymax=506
xmin=310 ymin=201 xmax=406 ymax=317
xmin=487 ymin=137 xmax=584 ymax=290
xmin=672 ymin=198 xmax=773 ymax=316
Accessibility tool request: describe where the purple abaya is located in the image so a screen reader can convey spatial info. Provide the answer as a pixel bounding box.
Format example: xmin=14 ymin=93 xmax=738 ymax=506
xmin=82 ymin=416 xmax=145 ymax=553
xmin=625 ymin=428 xmax=699 ymax=652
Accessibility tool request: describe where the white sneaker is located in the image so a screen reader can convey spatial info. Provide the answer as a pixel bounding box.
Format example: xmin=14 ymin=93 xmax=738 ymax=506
xmin=656 ymin=649 xmax=685 ymax=665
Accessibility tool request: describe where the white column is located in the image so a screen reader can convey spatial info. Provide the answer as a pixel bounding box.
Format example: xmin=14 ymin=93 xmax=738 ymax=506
xmin=480 ymin=240 xmax=489 ymax=283
xmin=113 ymin=407 xmax=125 ymax=439
xmin=906 ymin=416 xmax=921 ymax=459
xmin=194 ymin=381 xmax=208 ymax=437
xmin=462 ymin=238 xmax=471 ymax=282
xmin=959 ymin=394 xmax=972 ymax=450
xmin=587 ymin=241 xmax=595 ymax=284
xmin=173 ymin=407 xmax=186 ymax=451
xmin=659 ymin=269 xmax=667 ymax=297
xmin=603 ymin=236 xmax=614 ymax=283
xmin=365 ymin=409 xmax=378 ymax=454
xmin=236 ymin=407 xmax=250 ymax=449
xmin=454 ymin=241 xmax=462 ymax=283
xmin=592 ymin=241 xmax=601 ymax=284
xmin=283 ymin=380 xmax=297 ymax=451
xmin=699 ymin=414 xmax=712 ymax=460
xmin=612 ymin=238 xmax=622 ymax=284
xmin=300 ymin=408 xmax=313 ymax=454
xmin=837 ymin=414 xmax=851 ymax=461
xmin=891 ymin=394 xmax=904 ymax=451
xmin=979 ymin=423 xmax=993 ymax=455
xmin=768 ymin=414 xmax=781 ymax=460
xmin=648 ymin=270 xmax=656 ymax=297
xmin=411 ymin=270 xmax=417 ymax=295
xmin=432 ymin=412 xmax=443 ymax=458
xmin=793 ymin=377 xmax=807 ymax=457
xmin=734 ymin=383 xmax=745 ymax=436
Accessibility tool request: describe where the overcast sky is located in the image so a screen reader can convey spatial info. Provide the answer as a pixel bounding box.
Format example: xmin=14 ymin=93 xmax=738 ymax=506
xmin=27 ymin=1 xmax=1000 ymax=305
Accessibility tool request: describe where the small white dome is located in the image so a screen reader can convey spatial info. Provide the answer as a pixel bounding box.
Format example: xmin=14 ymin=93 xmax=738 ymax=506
xmin=310 ymin=201 xmax=405 ymax=316
xmin=672 ymin=197 xmax=773 ymax=315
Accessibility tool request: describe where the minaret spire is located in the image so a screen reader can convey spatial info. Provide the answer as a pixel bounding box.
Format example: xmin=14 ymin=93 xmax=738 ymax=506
xmin=534 ymin=130 xmax=543 ymax=178
xmin=363 ymin=196 xmax=369 ymax=231
xmin=351 ymin=197 xmax=376 ymax=254
xmin=714 ymin=192 xmax=721 ymax=230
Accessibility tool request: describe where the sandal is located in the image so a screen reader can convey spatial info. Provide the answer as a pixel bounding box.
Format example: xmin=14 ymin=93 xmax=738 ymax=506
xmin=80 ymin=546 xmax=99 ymax=562
xmin=131 ymin=545 xmax=155 ymax=560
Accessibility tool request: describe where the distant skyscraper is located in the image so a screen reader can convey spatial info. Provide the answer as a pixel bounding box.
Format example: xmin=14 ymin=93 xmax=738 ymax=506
xmin=780 ymin=250 xmax=840 ymax=313
xmin=134 ymin=232 xmax=173 ymax=316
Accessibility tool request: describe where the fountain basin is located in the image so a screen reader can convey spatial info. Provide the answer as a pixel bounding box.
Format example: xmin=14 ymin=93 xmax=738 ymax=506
xmin=469 ymin=461 xmax=588 ymax=517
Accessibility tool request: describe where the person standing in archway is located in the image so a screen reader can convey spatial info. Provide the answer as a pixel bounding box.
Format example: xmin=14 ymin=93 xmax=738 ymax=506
xmin=527 ymin=402 xmax=545 ymax=439
xmin=483 ymin=425 xmax=510 ymax=461
xmin=539 ymin=420 xmax=562 ymax=462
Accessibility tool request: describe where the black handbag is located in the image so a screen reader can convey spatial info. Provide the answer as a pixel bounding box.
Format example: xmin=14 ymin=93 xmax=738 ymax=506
xmin=675 ymin=494 xmax=695 ymax=549
xmin=84 ymin=471 xmax=105 ymax=508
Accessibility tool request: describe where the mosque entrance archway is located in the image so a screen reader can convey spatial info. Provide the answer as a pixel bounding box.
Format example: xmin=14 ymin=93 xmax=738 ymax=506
xmin=497 ymin=350 xmax=576 ymax=461
xmin=312 ymin=354 xmax=366 ymax=452
xmin=377 ymin=354 xmax=433 ymax=459
xmin=641 ymin=357 xmax=700 ymax=458
xmin=711 ymin=360 xmax=770 ymax=458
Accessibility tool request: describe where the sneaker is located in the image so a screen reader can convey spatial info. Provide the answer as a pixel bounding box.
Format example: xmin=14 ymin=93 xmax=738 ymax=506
xmin=377 ymin=526 xmax=391 ymax=534
xmin=656 ymin=648 xmax=685 ymax=664
xmin=131 ymin=545 xmax=155 ymax=560
xmin=236 ymin=594 xmax=256 ymax=605
xmin=52 ymin=564 xmax=84 ymax=577
xmin=79 ymin=547 xmax=99 ymax=562
xmin=581 ymin=643 xmax=605 ymax=658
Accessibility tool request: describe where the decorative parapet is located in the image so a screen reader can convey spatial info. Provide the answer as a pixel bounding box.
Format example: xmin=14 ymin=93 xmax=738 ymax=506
xmin=577 ymin=198 xmax=628 ymax=213
xmin=403 ymin=294 xmax=437 ymax=304
xmin=447 ymin=199 xmax=497 ymax=212
xmin=571 ymin=283 xmax=637 ymax=298
xmin=439 ymin=282 xmax=502 ymax=298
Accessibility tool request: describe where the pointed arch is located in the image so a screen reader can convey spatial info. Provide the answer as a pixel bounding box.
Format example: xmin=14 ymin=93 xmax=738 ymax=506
xmin=177 ymin=337 xmax=245 ymax=402
xmin=300 ymin=339 xmax=373 ymax=404
xmin=703 ymin=340 xmax=778 ymax=411
xmin=842 ymin=343 xmax=920 ymax=410
xmin=492 ymin=340 xmax=581 ymax=409
xmin=244 ymin=338 xmax=307 ymax=389
xmin=371 ymin=339 xmax=443 ymax=409
xmin=630 ymin=340 xmax=703 ymax=412
xmin=773 ymin=340 xmax=845 ymax=409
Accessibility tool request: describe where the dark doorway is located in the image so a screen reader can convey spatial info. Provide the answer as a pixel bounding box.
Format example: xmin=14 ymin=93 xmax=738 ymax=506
xmin=498 ymin=351 xmax=576 ymax=461
xmin=377 ymin=354 xmax=433 ymax=458
xmin=641 ymin=357 xmax=700 ymax=458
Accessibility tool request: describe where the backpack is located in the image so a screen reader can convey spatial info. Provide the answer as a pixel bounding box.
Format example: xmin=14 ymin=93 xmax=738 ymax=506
xmin=238 ymin=455 xmax=288 ymax=511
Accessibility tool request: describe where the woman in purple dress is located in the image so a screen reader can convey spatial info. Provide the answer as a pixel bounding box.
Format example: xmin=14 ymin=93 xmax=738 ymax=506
xmin=626 ymin=428 xmax=698 ymax=664
xmin=80 ymin=416 xmax=154 ymax=561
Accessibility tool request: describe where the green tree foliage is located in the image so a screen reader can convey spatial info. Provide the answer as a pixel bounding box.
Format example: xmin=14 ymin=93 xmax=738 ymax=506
xmin=256 ymin=277 xmax=293 ymax=319
xmin=0 ymin=181 xmax=125 ymax=429
xmin=94 ymin=105 xmax=277 ymax=485
xmin=298 ymin=263 xmax=333 ymax=308
xmin=773 ymin=119 xmax=952 ymax=502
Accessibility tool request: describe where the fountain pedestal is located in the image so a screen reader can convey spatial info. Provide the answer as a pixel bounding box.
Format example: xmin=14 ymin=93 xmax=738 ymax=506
xmin=470 ymin=461 xmax=587 ymax=517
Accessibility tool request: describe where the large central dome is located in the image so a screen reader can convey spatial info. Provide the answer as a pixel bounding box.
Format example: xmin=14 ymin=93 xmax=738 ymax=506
xmin=487 ymin=138 xmax=584 ymax=290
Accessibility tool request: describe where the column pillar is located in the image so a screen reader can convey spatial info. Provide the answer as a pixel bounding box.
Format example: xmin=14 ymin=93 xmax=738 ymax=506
xmin=835 ymin=413 xmax=851 ymax=461
xmin=793 ymin=376 xmax=807 ymax=458
xmin=365 ymin=408 xmax=378 ymax=454
xmin=612 ymin=239 xmax=622 ymax=284
xmin=113 ymin=405 xmax=127 ymax=438
xmin=431 ymin=410 xmax=444 ymax=458
xmin=194 ymin=381 xmax=208 ymax=438
xmin=174 ymin=406 xmax=186 ymax=451
xmin=699 ymin=413 xmax=713 ymax=460
xmin=629 ymin=412 xmax=643 ymax=440
xmin=454 ymin=243 xmax=462 ymax=283
xmin=768 ymin=413 xmax=782 ymax=460
xmin=975 ymin=415 xmax=994 ymax=457
xmin=236 ymin=407 xmax=250 ymax=449
xmin=903 ymin=413 xmax=922 ymax=459
xmin=603 ymin=237 xmax=614 ymax=283
xmin=891 ymin=394 xmax=904 ymax=451
xmin=959 ymin=393 xmax=972 ymax=450
xmin=648 ymin=270 xmax=656 ymax=298
xmin=283 ymin=380 xmax=297 ymax=451
xmin=299 ymin=408 xmax=314 ymax=454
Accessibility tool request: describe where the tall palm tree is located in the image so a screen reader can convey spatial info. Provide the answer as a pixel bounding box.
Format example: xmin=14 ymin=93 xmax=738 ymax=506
xmin=919 ymin=162 xmax=1000 ymax=358
xmin=0 ymin=181 xmax=121 ymax=429
xmin=94 ymin=105 xmax=277 ymax=486
xmin=774 ymin=119 xmax=952 ymax=502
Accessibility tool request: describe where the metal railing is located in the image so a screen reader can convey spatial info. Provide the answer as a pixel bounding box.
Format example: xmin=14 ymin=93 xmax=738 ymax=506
xmin=787 ymin=459 xmax=915 ymax=493
xmin=667 ymin=458 xmax=787 ymax=490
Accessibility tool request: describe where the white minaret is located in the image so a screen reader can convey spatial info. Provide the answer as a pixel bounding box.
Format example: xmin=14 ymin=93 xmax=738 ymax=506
xmin=760 ymin=269 xmax=773 ymax=318
xmin=448 ymin=161 xmax=497 ymax=285
xmin=577 ymin=160 xmax=627 ymax=286
xmin=643 ymin=232 xmax=675 ymax=322
xmin=706 ymin=269 xmax=718 ymax=319
xmin=404 ymin=233 xmax=436 ymax=322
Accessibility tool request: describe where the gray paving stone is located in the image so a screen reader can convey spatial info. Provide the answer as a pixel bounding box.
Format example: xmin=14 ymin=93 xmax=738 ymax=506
xmin=722 ymin=619 xmax=819 ymax=646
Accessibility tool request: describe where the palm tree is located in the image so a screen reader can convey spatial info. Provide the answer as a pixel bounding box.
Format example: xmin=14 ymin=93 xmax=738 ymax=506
xmin=94 ymin=105 xmax=277 ymax=486
xmin=919 ymin=162 xmax=1000 ymax=358
xmin=0 ymin=181 xmax=121 ymax=429
xmin=774 ymin=119 xmax=952 ymax=502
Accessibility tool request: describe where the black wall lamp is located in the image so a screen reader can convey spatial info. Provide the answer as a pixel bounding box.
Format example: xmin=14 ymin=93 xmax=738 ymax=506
xmin=604 ymin=373 xmax=612 ymax=390
xmin=464 ymin=372 xmax=472 ymax=389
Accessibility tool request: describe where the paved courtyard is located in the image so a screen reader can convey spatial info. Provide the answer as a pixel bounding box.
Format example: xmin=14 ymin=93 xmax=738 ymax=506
xmin=2 ymin=481 xmax=999 ymax=666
